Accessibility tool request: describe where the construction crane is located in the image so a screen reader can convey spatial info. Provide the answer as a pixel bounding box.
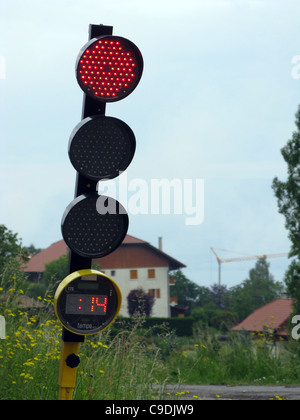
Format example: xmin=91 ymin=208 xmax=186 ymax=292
xmin=210 ymin=247 xmax=289 ymax=286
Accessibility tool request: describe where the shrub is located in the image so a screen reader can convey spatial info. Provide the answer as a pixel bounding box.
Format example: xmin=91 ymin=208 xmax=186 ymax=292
xmin=191 ymin=307 xmax=237 ymax=331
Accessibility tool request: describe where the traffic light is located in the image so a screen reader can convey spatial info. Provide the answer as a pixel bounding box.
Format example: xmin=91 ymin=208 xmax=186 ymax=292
xmin=56 ymin=24 xmax=143 ymax=400
xmin=61 ymin=24 xmax=143 ymax=274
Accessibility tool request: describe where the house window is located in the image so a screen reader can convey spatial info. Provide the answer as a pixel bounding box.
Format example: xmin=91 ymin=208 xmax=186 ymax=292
xmin=149 ymin=288 xmax=160 ymax=298
xmin=110 ymin=270 xmax=116 ymax=277
xmin=169 ymin=276 xmax=175 ymax=285
xmin=148 ymin=269 xmax=155 ymax=279
xmin=130 ymin=269 xmax=138 ymax=279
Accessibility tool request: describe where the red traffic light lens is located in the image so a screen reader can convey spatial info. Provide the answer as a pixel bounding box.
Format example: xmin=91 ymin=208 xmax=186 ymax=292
xmin=76 ymin=35 xmax=143 ymax=102
xmin=68 ymin=115 xmax=136 ymax=181
xmin=61 ymin=193 xmax=129 ymax=259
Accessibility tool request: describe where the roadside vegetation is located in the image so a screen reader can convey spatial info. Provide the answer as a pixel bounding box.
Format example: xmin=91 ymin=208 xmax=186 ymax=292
xmin=1 ymin=220 xmax=300 ymax=399
xmin=2 ymin=276 xmax=300 ymax=400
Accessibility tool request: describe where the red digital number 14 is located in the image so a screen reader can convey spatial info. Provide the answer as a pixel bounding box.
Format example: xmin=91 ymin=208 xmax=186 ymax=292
xmin=91 ymin=296 xmax=107 ymax=313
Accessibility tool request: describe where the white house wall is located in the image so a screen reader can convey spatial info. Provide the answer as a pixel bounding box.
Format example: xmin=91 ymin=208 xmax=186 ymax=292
xmin=102 ymin=266 xmax=170 ymax=318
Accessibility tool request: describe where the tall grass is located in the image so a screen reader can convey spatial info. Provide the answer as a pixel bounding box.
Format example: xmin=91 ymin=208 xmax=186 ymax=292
xmin=0 ymin=288 xmax=170 ymax=400
xmin=166 ymin=327 xmax=300 ymax=385
xmin=75 ymin=316 xmax=170 ymax=400
xmin=2 ymin=262 xmax=300 ymax=400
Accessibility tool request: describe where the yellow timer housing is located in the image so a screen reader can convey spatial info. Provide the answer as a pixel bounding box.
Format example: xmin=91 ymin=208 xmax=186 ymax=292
xmin=54 ymin=269 xmax=122 ymax=335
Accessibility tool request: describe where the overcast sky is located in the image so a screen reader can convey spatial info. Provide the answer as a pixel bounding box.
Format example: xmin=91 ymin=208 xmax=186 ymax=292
xmin=1 ymin=0 xmax=300 ymax=288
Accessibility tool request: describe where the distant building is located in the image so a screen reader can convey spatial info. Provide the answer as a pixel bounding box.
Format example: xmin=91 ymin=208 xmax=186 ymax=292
xmin=25 ymin=235 xmax=186 ymax=318
xmin=232 ymin=297 xmax=294 ymax=338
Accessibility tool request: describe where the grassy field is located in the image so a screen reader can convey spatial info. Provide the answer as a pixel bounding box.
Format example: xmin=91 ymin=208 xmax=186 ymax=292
xmin=1 ymin=287 xmax=300 ymax=400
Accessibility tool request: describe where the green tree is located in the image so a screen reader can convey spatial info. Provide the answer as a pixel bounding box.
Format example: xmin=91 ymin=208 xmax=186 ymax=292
xmin=170 ymin=270 xmax=205 ymax=309
xmin=272 ymin=105 xmax=300 ymax=257
xmin=0 ymin=224 xmax=28 ymax=272
xmin=43 ymin=254 xmax=69 ymax=296
xmin=208 ymin=283 xmax=228 ymax=310
xmin=42 ymin=254 xmax=102 ymax=297
xmin=227 ymin=257 xmax=284 ymax=320
xmin=23 ymin=244 xmax=42 ymax=256
xmin=272 ymin=104 xmax=300 ymax=314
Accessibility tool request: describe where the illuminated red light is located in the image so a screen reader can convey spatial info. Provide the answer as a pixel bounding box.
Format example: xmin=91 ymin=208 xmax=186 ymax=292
xmin=76 ymin=35 xmax=143 ymax=102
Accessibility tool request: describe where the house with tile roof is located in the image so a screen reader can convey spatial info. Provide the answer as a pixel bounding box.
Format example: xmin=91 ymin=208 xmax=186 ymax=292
xmin=231 ymin=297 xmax=294 ymax=338
xmin=25 ymin=234 xmax=186 ymax=318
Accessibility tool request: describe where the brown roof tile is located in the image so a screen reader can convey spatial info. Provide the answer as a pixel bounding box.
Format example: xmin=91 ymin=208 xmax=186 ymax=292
xmin=25 ymin=234 xmax=185 ymax=272
xmin=232 ymin=297 xmax=293 ymax=335
xmin=96 ymin=243 xmax=184 ymax=270
xmin=25 ymin=239 xmax=68 ymax=272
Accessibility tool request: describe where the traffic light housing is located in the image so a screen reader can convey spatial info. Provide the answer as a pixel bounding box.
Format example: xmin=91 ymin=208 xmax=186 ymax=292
xmin=68 ymin=115 xmax=136 ymax=181
xmin=61 ymin=193 xmax=128 ymax=259
xmin=76 ymin=35 xmax=143 ymax=102
xmin=55 ymin=23 xmax=143 ymax=401
xmin=59 ymin=24 xmax=143 ymax=341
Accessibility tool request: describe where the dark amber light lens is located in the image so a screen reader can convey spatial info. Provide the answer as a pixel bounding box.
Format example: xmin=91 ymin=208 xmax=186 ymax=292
xmin=61 ymin=193 xmax=129 ymax=258
xmin=68 ymin=115 xmax=136 ymax=181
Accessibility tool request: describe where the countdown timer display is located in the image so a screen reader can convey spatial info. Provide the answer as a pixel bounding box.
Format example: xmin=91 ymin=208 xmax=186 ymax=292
xmin=54 ymin=269 xmax=122 ymax=335
xmin=65 ymin=294 xmax=108 ymax=315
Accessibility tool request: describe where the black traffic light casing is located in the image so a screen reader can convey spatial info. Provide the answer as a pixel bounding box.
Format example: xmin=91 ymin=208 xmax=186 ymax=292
xmin=60 ymin=24 xmax=143 ymax=342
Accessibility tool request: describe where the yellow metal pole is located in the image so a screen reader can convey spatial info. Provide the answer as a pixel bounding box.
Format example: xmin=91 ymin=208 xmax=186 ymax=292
xmin=58 ymin=341 xmax=80 ymax=400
